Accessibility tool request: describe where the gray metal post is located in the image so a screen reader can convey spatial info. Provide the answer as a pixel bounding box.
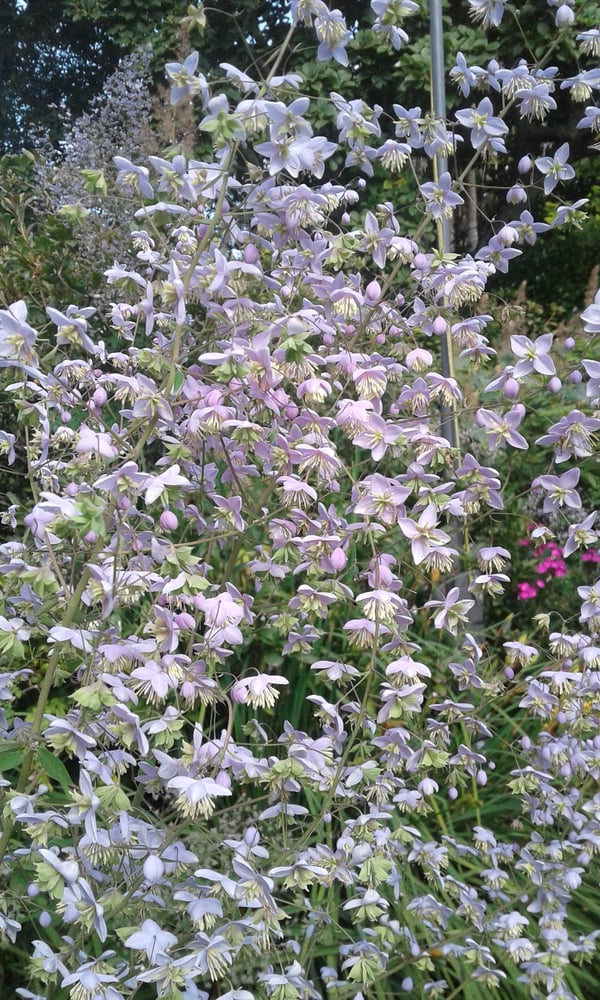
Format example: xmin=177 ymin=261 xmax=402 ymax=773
xmin=428 ymin=0 xmax=456 ymax=451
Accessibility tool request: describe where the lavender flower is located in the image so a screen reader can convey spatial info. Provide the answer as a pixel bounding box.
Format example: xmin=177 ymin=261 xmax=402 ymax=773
xmin=535 ymin=142 xmax=575 ymax=194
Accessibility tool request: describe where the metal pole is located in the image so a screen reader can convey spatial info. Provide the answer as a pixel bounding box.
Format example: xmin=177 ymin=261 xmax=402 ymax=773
xmin=428 ymin=0 xmax=457 ymax=451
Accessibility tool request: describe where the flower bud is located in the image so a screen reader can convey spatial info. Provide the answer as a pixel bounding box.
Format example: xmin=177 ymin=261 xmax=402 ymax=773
xmin=143 ymin=855 xmax=165 ymax=884
xmin=159 ymin=510 xmax=178 ymax=532
xmin=231 ymin=681 xmax=247 ymax=704
xmin=547 ymin=376 xmax=562 ymax=393
xmin=243 ymin=243 xmax=259 ymax=264
xmin=447 ymin=787 xmax=458 ymax=801
xmin=92 ymin=387 xmax=107 ymax=408
xmin=38 ymin=911 xmax=51 ymax=928
xmin=174 ymin=612 xmax=195 ymax=630
xmin=504 ymin=377 xmax=520 ymax=399
xmin=497 ymin=225 xmax=519 ymax=246
xmin=564 ymin=336 xmax=575 ymax=350
xmin=432 ymin=316 xmax=447 ymax=336
xmin=341 ymin=212 xmax=351 ymax=225
xmin=517 ymin=155 xmax=532 ymax=174
xmin=329 ymin=547 xmax=347 ymax=571
xmin=568 ymin=370 xmax=582 ymax=385
xmin=412 ymin=252 xmax=428 ymax=270
xmin=476 ymin=769 xmax=488 ymax=787
xmin=555 ymin=4 xmax=574 ymax=26
xmin=365 ymin=279 xmax=382 ymax=302
xmin=506 ymin=183 xmax=527 ymax=205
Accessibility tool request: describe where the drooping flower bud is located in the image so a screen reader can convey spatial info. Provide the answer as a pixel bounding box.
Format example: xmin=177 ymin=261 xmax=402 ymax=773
xmin=365 ymin=279 xmax=382 ymax=302
xmin=159 ymin=510 xmax=178 ymax=532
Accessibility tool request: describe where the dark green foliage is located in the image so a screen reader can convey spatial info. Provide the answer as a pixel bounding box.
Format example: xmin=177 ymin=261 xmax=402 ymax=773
xmin=0 ymin=0 xmax=121 ymax=152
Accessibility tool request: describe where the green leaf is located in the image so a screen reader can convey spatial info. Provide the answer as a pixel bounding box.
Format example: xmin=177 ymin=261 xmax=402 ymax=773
xmin=38 ymin=745 xmax=72 ymax=791
xmin=0 ymin=747 xmax=24 ymax=772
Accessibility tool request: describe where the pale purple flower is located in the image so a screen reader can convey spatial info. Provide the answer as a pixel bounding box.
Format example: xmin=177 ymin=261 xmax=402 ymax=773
xmin=535 ymin=142 xmax=575 ymax=194
xmin=564 ymin=512 xmax=599 ymax=557
xmin=353 ymin=414 xmax=402 ymax=460
xmin=144 ymin=464 xmax=192 ymax=504
xmin=468 ymin=0 xmax=507 ymax=28
xmin=231 ymin=674 xmax=288 ymax=709
xmin=61 ymin=966 xmax=120 ymax=996
xmin=532 ymin=468 xmax=581 ymax=513
xmin=578 ymin=581 xmax=600 ymax=623
xmin=581 ymin=291 xmax=600 ymax=333
xmin=124 ymin=919 xmax=177 ymax=961
xmin=113 ymin=156 xmax=154 ymax=198
xmin=372 ymin=0 xmax=418 ymax=50
xmin=551 ymin=199 xmax=589 ymax=229
xmin=314 ymin=7 xmax=350 ymax=65
xmin=354 ymin=473 xmax=410 ymax=525
xmin=510 ymin=210 xmax=550 ymax=246
xmin=393 ymin=103 xmax=423 ymax=146
xmin=456 ymin=98 xmax=508 ymax=153
xmin=397 ymin=505 xmax=452 ymax=565
xmin=536 ymin=410 xmax=600 ymax=462
xmin=165 ymin=51 xmax=209 ymax=105
xmin=515 ymin=84 xmax=556 ymax=121
xmin=450 ymin=52 xmax=487 ymax=97
xmin=361 ymin=211 xmax=395 ymax=267
xmin=168 ymin=775 xmax=231 ymax=818
xmin=425 ymin=587 xmax=476 ymax=634
xmin=475 ymin=236 xmax=522 ymax=272
xmin=476 ymin=407 xmax=528 ymax=450
xmin=75 ymin=424 xmax=119 ymax=458
xmin=420 ymin=171 xmax=464 ymax=220
xmin=511 ymin=332 xmax=555 ymax=377
xmin=0 ymin=300 xmax=37 ymax=363
xmin=577 ymin=106 xmax=600 ymax=133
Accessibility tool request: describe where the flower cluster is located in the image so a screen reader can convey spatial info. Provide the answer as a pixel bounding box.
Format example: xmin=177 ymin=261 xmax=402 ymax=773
xmin=0 ymin=2 xmax=599 ymax=998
